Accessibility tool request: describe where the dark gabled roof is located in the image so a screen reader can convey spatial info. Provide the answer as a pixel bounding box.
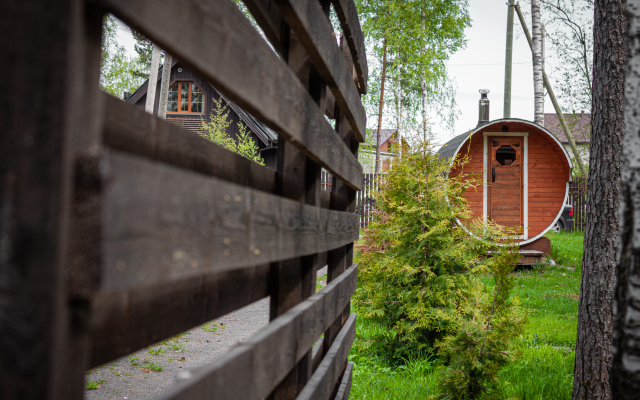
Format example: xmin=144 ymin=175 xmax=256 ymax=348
xmin=126 ymin=59 xmax=179 ymax=105
xmin=211 ymin=85 xmax=278 ymax=145
xmin=125 ymin=61 xmax=278 ymax=147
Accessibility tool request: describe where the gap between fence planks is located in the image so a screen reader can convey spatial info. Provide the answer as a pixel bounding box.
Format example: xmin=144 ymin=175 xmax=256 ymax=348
xmin=272 ymin=0 xmax=366 ymax=142
xmin=102 ymin=93 xmax=277 ymax=194
xmin=88 ymin=265 xmax=269 ymax=367
xmin=330 ymin=0 xmax=368 ymax=94
xmin=97 ymin=0 xmax=363 ymax=191
xmin=154 ymin=265 xmax=358 ymax=400
xmin=296 ymin=313 xmax=356 ymax=400
xmin=77 ymin=150 xmax=359 ymax=292
xmin=333 ymin=361 xmax=354 ymax=400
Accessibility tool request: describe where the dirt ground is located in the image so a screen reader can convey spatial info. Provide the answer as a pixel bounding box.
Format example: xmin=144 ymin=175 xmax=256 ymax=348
xmin=84 ymin=267 xmax=327 ymax=399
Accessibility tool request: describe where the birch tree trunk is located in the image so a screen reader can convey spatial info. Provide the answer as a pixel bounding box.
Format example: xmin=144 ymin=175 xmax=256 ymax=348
xmin=611 ymin=1 xmax=639 ymax=397
xmin=421 ymin=10 xmax=428 ymax=142
xmin=395 ymin=62 xmax=402 ymax=153
xmin=531 ymin=0 xmax=544 ymax=126
xmin=375 ymin=39 xmax=388 ymax=175
xmin=144 ymin=43 xmax=161 ymax=115
xmin=157 ymin=53 xmax=172 ymax=120
xmin=572 ymin=0 xmax=626 ymax=398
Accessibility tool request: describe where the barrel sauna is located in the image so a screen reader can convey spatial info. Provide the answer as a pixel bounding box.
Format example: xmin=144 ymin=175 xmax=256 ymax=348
xmin=438 ymin=114 xmax=573 ymax=246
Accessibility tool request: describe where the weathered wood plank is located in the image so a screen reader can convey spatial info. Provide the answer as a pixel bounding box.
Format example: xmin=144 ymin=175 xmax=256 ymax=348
xmin=155 ymin=265 xmax=358 ymax=400
xmin=296 ymin=314 xmax=357 ymax=400
xmin=86 ymin=150 xmax=359 ymax=292
xmin=103 ymin=93 xmax=277 ymax=194
xmin=333 ymin=361 xmax=354 ymax=400
xmin=241 ymin=0 xmax=288 ymax=56
xmin=312 ymin=338 xmax=325 ymax=372
xmin=98 ymin=0 xmax=363 ymax=190
xmin=275 ymin=0 xmax=366 ymax=142
xmin=88 ymin=265 xmax=270 ymax=367
xmin=0 ymin=1 xmax=102 ymax=398
xmin=330 ymin=0 xmax=368 ymax=94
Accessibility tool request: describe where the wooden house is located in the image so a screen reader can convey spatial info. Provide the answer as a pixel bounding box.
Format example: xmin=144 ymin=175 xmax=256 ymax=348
xmin=126 ymin=61 xmax=278 ymax=169
xmin=438 ymin=90 xmax=573 ymax=246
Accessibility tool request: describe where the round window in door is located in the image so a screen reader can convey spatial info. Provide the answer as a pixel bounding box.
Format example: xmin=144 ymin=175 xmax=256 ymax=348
xmin=496 ymin=145 xmax=517 ymax=166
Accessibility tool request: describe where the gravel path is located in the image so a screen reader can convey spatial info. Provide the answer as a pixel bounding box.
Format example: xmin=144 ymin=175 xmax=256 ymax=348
xmin=85 ymin=267 xmax=328 ymax=399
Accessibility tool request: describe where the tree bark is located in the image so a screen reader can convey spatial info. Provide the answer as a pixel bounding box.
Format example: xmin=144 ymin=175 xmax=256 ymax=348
xmin=375 ymin=39 xmax=388 ymax=175
xmin=395 ymin=62 xmax=402 ymax=153
xmin=612 ymin=1 xmax=640 ymax=397
xmin=531 ymin=0 xmax=544 ymax=126
xmin=421 ymin=10 xmax=428 ymax=142
xmin=572 ymin=0 xmax=626 ymax=398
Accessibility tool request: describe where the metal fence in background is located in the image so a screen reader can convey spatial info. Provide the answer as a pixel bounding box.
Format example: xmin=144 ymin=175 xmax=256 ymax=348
xmin=322 ymin=171 xmax=383 ymax=228
xmin=568 ymin=177 xmax=587 ymax=231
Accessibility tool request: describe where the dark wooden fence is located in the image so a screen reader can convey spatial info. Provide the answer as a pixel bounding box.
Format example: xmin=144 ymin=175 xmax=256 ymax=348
xmin=322 ymin=171 xmax=383 ymax=228
xmin=1 ymin=0 xmax=367 ymax=398
xmin=568 ymin=177 xmax=588 ymax=231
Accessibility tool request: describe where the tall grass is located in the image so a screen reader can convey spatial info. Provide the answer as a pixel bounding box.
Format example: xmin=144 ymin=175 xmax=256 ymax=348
xmin=350 ymin=231 xmax=583 ymax=399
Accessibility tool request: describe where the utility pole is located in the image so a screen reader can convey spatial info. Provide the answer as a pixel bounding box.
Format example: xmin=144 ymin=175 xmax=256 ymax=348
xmin=145 ymin=43 xmax=161 ymax=114
xmin=503 ymin=0 xmax=515 ymax=118
xmin=515 ymin=3 xmax=587 ymax=176
xmin=157 ymin=53 xmax=172 ymax=120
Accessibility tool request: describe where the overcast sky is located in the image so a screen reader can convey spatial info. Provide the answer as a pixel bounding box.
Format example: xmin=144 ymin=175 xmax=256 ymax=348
xmin=115 ymin=0 xmax=561 ymax=146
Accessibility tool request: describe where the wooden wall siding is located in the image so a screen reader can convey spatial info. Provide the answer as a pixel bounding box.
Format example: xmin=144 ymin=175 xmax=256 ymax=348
xmin=2 ymin=0 xmax=366 ymax=398
xmin=447 ymin=120 xmax=571 ymax=239
xmin=526 ymin=130 xmax=567 ymax=237
xmin=449 ymin=134 xmax=484 ymax=221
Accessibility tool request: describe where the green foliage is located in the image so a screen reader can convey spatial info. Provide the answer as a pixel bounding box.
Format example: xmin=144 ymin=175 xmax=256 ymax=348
xmin=548 ymin=230 xmax=584 ymax=270
xmin=356 ymin=0 xmax=471 ymax=133
xmin=202 ymin=98 xmax=265 ymax=165
xmin=100 ymin=15 xmax=146 ymax=98
xmin=355 ymin=143 xmax=514 ymax=358
xmin=435 ymin=244 xmax=526 ymax=399
xmin=85 ymin=379 xmax=104 ymax=390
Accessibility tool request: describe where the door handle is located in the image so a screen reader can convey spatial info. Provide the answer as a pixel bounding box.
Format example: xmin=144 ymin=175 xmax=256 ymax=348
xmin=492 ymin=167 xmax=495 ymax=183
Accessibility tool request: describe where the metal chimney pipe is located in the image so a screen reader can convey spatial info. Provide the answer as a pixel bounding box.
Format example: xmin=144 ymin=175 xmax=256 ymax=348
xmin=478 ymin=89 xmax=490 ymax=126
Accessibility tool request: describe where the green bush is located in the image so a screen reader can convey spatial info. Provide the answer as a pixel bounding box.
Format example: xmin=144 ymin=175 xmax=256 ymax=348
xmin=202 ymin=97 xmax=265 ymax=165
xmin=435 ymin=244 xmax=526 ymax=399
xmin=354 ymin=144 xmax=518 ymax=359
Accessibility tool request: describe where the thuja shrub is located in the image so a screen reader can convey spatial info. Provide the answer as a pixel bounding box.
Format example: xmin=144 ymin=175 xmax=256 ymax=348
xmin=354 ymin=143 xmax=521 ymax=361
xmin=202 ymin=97 xmax=265 ymax=165
xmin=436 ymin=244 xmax=526 ymax=399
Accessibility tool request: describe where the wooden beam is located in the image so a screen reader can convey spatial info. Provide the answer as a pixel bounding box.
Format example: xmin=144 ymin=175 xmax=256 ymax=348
xmin=330 ymin=0 xmax=368 ymax=94
xmin=332 ymin=361 xmax=354 ymax=400
xmin=102 ymin=93 xmax=277 ymax=194
xmin=270 ymin=0 xmax=366 ymax=141
xmin=74 ymin=150 xmax=359 ymax=292
xmin=154 ymin=265 xmax=358 ymax=400
xmin=88 ymin=265 xmax=270 ymax=367
xmin=98 ymin=0 xmax=363 ymax=190
xmin=295 ymin=314 xmax=357 ymax=400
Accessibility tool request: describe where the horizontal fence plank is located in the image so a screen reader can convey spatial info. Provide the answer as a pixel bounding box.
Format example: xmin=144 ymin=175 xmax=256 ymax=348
xmin=155 ymin=264 xmax=358 ymax=400
xmin=99 ymin=0 xmax=363 ymax=190
xmin=89 ymin=150 xmax=359 ymax=291
xmin=241 ymin=0 xmax=287 ymax=56
xmin=89 ymin=265 xmax=269 ymax=367
xmin=333 ymin=361 xmax=354 ymax=400
xmin=103 ymin=94 xmax=277 ymax=194
xmin=276 ymin=0 xmax=365 ymax=142
xmin=331 ymin=0 xmax=368 ymax=94
xmin=296 ymin=313 xmax=356 ymax=400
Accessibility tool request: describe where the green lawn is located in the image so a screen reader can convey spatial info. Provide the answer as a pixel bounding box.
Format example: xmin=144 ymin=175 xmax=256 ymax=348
xmin=350 ymin=230 xmax=583 ymax=399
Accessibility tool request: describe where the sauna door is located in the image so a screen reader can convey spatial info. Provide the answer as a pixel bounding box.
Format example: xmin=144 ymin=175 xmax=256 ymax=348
xmin=488 ymin=137 xmax=523 ymax=232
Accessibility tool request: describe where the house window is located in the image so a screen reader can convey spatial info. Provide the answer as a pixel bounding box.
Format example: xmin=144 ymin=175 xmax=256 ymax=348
xmin=167 ymin=82 xmax=205 ymax=113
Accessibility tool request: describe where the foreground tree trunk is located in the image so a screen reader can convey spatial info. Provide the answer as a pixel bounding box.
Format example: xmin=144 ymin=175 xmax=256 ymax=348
xmin=531 ymin=0 xmax=544 ymax=125
xmin=375 ymin=39 xmax=388 ymax=175
xmin=612 ymin=2 xmax=640 ymax=397
xmin=572 ymin=0 xmax=626 ymax=398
